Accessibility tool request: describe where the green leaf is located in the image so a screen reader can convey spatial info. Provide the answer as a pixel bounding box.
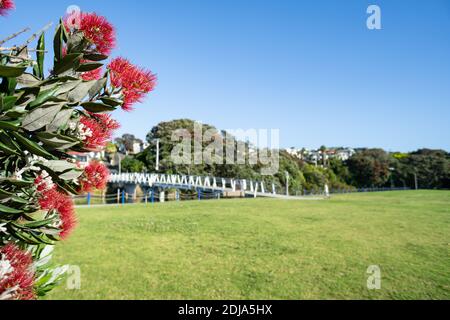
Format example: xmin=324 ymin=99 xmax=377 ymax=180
xmin=88 ymin=78 xmax=107 ymax=99
xmin=81 ymin=101 xmax=116 ymax=112
xmin=54 ymin=23 xmax=64 ymax=62
xmin=0 ymin=96 xmax=18 ymax=111
xmin=40 ymin=160 xmax=77 ymax=173
xmin=0 ymin=203 xmax=22 ymax=214
xmin=58 ymin=169 xmax=83 ymax=181
xmin=22 ymin=103 xmax=63 ymax=131
xmin=53 ymin=53 xmax=83 ymax=75
xmin=54 ymin=79 xmax=82 ymax=96
xmin=66 ymin=31 xmax=86 ymax=54
xmin=46 ymin=108 xmax=74 ymax=132
xmin=34 ymin=33 xmax=46 ymax=79
xmin=83 ymin=53 xmax=108 ymax=61
xmin=16 ymin=73 xmax=41 ymax=86
xmin=7 ymin=77 xmax=17 ymax=95
xmin=15 ymin=87 xmax=40 ymax=105
xmin=0 ymin=178 xmax=33 ymax=187
xmin=0 ymin=120 xmax=20 ymax=131
xmin=28 ymin=86 xmax=59 ymax=108
xmin=36 ymin=132 xmax=79 ymax=150
xmin=76 ymin=62 xmax=103 ymax=72
xmin=10 ymin=196 xmax=29 ymax=205
xmin=0 ymin=141 xmax=20 ymax=155
xmin=4 ymin=105 xmax=27 ymax=118
xmin=68 ymin=80 xmax=96 ymax=102
xmin=10 ymin=131 xmax=57 ymax=159
xmin=100 ymin=97 xmax=123 ymax=107
xmin=54 ymin=179 xmax=79 ymax=195
xmin=23 ymin=218 xmax=56 ymax=229
xmin=0 ymin=65 xmax=27 ymax=77
xmin=0 ymin=131 xmax=21 ymax=152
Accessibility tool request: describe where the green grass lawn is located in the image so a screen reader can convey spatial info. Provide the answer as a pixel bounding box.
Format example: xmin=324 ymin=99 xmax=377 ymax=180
xmin=47 ymin=190 xmax=450 ymax=300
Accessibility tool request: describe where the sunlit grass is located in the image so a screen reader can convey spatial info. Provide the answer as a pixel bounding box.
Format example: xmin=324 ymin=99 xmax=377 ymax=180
xmin=47 ymin=191 xmax=450 ymax=300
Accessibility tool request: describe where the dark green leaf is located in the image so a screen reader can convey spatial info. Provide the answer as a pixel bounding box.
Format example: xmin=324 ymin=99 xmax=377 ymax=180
xmin=76 ymin=62 xmax=103 ymax=72
xmin=81 ymin=101 xmax=115 ymax=112
xmin=28 ymin=86 xmax=59 ymax=108
xmin=34 ymin=33 xmax=46 ymax=79
xmin=0 ymin=96 xmax=18 ymax=111
xmin=0 ymin=65 xmax=27 ymax=77
xmin=10 ymin=131 xmax=57 ymax=159
xmin=100 ymin=97 xmax=122 ymax=107
xmin=53 ymin=53 xmax=82 ymax=75
xmin=83 ymin=53 xmax=108 ymax=61
xmin=0 ymin=120 xmax=20 ymax=131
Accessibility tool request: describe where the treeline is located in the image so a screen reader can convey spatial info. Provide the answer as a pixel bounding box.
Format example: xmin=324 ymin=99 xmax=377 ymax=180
xmin=115 ymin=119 xmax=450 ymax=194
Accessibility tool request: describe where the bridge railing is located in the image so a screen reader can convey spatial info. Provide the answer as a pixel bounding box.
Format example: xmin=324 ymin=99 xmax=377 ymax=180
xmin=108 ymin=172 xmax=276 ymax=195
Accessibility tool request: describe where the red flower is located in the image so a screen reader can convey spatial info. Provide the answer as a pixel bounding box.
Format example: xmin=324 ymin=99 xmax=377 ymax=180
xmin=79 ymin=114 xmax=120 ymax=150
xmin=90 ymin=112 xmax=120 ymax=132
xmin=0 ymin=244 xmax=35 ymax=300
xmin=108 ymin=57 xmax=157 ymax=111
xmin=79 ymin=161 xmax=110 ymax=193
xmin=34 ymin=175 xmax=77 ymax=240
xmin=65 ymin=12 xmax=116 ymax=55
xmin=0 ymin=0 xmax=15 ymax=16
xmin=81 ymin=68 xmax=103 ymax=81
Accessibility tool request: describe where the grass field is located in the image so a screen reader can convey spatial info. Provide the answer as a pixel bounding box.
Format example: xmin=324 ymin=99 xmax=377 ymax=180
xmin=47 ymin=191 xmax=450 ymax=300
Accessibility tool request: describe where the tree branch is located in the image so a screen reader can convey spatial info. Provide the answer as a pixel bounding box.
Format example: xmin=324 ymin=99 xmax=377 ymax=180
xmin=0 ymin=27 xmax=31 ymax=46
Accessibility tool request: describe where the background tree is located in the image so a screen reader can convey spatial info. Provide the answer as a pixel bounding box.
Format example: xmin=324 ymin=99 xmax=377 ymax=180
xmin=347 ymin=149 xmax=391 ymax=187
xmin=121 ymin=156 xmax=145 ymax=173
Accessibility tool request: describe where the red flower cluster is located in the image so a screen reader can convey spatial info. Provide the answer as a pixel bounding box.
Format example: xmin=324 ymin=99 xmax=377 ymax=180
xmin=0 ymin=0 xmax=14 ymax=16
xmin=79 ymin=113 xmax=120 ymax=150
xmin=0 ymin=244 xmax=35 ymax=300
xmin=64 ymin=12 xmax=116 ymax=55
xmin=79 ymin=161 xmax=110 ymax=193
xmin=108 ymin=57 xmax=157 ymax=111
xmin=34 ymin=175 xmax=76 ymax=240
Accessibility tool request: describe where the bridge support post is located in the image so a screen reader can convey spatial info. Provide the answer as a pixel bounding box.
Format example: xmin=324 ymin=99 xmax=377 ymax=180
xmin=151 ymin=189 xmax=154 ymax=204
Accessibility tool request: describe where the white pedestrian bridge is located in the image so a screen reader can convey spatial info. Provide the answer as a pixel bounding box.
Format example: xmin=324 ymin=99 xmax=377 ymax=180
xmin=108 ymin=173 xmax=324 ymax=200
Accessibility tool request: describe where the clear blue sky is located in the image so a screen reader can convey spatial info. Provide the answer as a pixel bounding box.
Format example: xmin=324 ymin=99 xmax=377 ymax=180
xmin=2 ymin=0 xmax=450 ymax=152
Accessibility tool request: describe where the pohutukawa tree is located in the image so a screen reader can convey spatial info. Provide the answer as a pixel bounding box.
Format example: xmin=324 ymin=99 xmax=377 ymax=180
xmin=0 ymin=1 xmax=156 ymax=299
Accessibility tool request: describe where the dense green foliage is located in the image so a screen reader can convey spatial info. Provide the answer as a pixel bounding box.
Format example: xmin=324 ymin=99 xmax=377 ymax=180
xmin=121 ymin=119 xmax=450 ymax=192
xmin=132 ymin=119 xmax=353 ymax=194
xmin=47 ymin=191 xmax=450 ymax=300
xmin=121 ymin=156 xmax=145 ymax=173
